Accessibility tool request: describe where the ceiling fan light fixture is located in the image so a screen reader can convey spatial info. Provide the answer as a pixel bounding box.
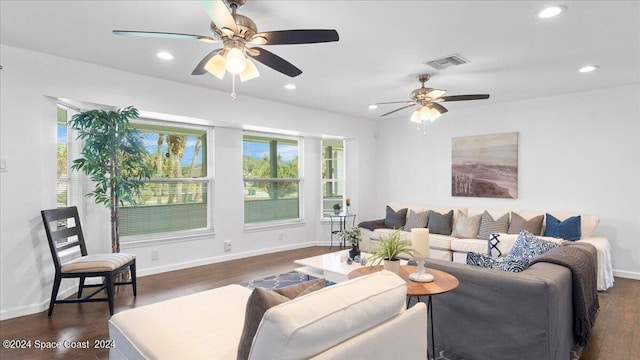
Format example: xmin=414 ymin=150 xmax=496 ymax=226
xmin=428 ymin=107 xmax=442 ymax=122
xmin=204 ymin=54 xmax=227 ymax=79
xmin=239 ymin=58 xmax=260 ymax=82
xmin=410 ymin=110 xmax=422 ymax=123
xmin=225 ymin=47 xmax=247 ymax=74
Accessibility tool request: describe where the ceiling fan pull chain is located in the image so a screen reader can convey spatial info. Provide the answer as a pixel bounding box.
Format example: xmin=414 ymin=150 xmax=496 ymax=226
xmin=231 ymin=74 xmax=238 ymax=101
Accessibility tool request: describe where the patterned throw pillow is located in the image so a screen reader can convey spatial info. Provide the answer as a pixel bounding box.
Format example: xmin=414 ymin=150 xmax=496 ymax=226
xmin=427 ymin=210 xmax=454 ymax=235
xmin=384 ymin=206 xmax=408 ymax=229
xmin=543 ymin=214 xmax=581 ymax=241
xmin=507 ymin=230 xmax=559 ymax=263
xmin=403 ymin=210 xmax=430 ymax=231
xmin=451 ymin=210 xmax=481 ymax=238
xmin=477 ymin=211 xmax=510 ymax=240
xmin=508 ymin=212 xmax=544 ymax=235
xmin=466 ymin=252 xmax=529 ymax=273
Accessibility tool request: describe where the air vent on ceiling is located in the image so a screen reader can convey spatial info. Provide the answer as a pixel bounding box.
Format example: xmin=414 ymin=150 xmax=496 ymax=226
xmin=425 ymin=54 xmax=469 ymax=70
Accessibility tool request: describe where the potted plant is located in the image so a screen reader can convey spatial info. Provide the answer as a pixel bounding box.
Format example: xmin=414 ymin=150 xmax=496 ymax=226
xmin=339 ymin=226 xmax=362 ymax=259
xmin=70 ymin=106 xmax=151 ymax=255
xmin=368 ymin=229 xmax=417 ymax=274
xmin=332 ymin=203 xmax=342 ymax=215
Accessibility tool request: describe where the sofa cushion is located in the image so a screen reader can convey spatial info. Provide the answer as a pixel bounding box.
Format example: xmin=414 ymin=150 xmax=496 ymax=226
xmin=450 ymin=237 xmax=488 ymax=254
xmin=451 ymin=210 xmax=481 ymax=238
xmin=508 ymin=212 xmax=544 ymax=235
xmin=507 ymin=230 xmax=559 ymax=263
xmin=384 ymin=206 xmax=408 ymax=229
xmin=237 ymin=288 xmax=291 ymax=360
xmin=274 ymin=278 xmax=326 ymax=299
xmin=404 ymin=210 xmax=430 ymax=231
xmin=427 ymin=210 xmax=454 ymax=235
xmin=249 ymin=271 xmax=407 ymax=360
xmin=466 ymin=252 xmax=529 ymax=272
xmin=477 ymin=211 xmax=510 ymax=240
xmin=544 ymin=214 xmax=581 ymax=241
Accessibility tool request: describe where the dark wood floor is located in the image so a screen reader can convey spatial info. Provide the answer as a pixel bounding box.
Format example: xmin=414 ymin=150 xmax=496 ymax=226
xmin=0 ymin=246 xmax=637 ymax=360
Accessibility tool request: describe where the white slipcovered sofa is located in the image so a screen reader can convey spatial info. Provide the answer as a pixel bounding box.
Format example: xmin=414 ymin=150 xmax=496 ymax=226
xmin=108 ymin=270 xmax=427 ymax=360
xmin=359 ymin=202 xmax=614 ymax=291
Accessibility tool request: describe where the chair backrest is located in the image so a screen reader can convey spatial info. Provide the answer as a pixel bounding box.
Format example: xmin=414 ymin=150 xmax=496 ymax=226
xmin=41 ymin=206 xmax=88 ymax=272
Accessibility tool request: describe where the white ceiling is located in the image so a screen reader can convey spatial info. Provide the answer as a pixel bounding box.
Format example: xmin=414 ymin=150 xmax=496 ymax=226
xmin=2 ymin=1 xmax=639 ymax=120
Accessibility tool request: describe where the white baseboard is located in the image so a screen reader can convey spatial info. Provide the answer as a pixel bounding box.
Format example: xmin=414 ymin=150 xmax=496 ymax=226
xmin=613 ymin=269 xmax=640 ymax=280
xmin=137 ymin=241 xmax=327 ymax=277
xmin=0 ymin=285 xmax=76 ymax=321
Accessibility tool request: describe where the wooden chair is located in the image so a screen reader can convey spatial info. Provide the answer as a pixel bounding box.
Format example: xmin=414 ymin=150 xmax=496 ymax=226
xmin=40 ymin=206 xmax=136 ymax=316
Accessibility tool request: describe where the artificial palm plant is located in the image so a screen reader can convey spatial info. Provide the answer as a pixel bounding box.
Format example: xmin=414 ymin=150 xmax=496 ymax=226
xmin=70 ymin=106 xmax=151 ymax=253
xmin=368 ymin=229 xmax=416 ymax=273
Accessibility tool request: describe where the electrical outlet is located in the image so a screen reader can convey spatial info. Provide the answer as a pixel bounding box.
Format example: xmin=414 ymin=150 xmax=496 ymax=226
xmin=223 ymin=240 xmax=232 ymax=251
xmin=278 ymin=232 xmax=284 ymax=241
xmin=151 ymin=250 xmax=159 ymax=261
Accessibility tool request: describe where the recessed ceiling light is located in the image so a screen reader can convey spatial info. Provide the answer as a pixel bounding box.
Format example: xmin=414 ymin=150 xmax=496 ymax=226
xmin=579 ymin=65 xmax=599 ymax=73
xmin=156 ymin=51 xmax=175 ymax=60
xmin=538 ymin=5 xmax=566 ymax=19
xmin=368 ymin=104 xmax=378 ymax=110
xmin=284 ymin=84 xmax=297 ymax=90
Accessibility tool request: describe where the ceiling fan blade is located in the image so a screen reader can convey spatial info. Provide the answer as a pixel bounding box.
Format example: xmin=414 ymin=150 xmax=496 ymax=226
xmin=371 ymin=101 xmax=415 ymax=106
xmin=380 ymin=104 xmax=416 ymax=117
xmin=247 ymin=47 xmax=302 ymax=77
xmin=200 ymin=0 xmax=237 ymax=35
xmin=250 ymin=30 xmax=339 ymax=45
xmin=431 ymin=103 xmax=448 ymax=114
xmin=113 ymin=30 xmax=217 ymax=43
xmin=192 ymin=49 xmax=222 ymax=75
xmin=439 ymin=94 xmax=490 ymax=102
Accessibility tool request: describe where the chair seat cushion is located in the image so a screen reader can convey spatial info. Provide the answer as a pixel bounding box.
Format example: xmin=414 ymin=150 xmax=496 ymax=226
xmin=61 ymin=253 xmax=135 ymax=273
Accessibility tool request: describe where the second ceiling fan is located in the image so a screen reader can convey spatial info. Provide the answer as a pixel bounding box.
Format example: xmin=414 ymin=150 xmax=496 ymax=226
xmin=371 ymin=74 xmax=490 ymax=123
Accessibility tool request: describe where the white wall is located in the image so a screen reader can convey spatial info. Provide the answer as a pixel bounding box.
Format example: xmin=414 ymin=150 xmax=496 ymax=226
xmin=374 ymin=84 xmax=640 ymax=279
xmin=0 ymin=45 xmax=378 ymax=319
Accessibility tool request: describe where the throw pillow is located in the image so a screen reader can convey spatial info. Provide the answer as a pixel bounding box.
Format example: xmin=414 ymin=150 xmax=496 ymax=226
xmin=543 ymin=214 xmax=581 ymax=241
xmin=273 ymin=278 xmax=326 ymax=299
xmin=451 ymin=210 xmax=481 ymax=238
xmin=403 ymin=210 xmax=430 ymax=231
xmin=237 ymin=288 xmax=290 ymax=360
xmin=384 ymin=206 xmax=408 ymax=229
xmin=508 ymin=212 xmax=544 ymax=235
xmin=427 ymin=210 xmax=454 ymax=235
xmin=466 ymin=252 xmax=529 ymax=273
xmin=507 ymin=230 xmax=559 ymax=263
xmin=477 ymin=211 xmax=510 ymax=240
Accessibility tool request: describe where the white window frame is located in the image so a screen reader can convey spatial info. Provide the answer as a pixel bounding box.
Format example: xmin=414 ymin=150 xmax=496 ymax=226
xmin=242 ymin=131 xmax=304 ymax=229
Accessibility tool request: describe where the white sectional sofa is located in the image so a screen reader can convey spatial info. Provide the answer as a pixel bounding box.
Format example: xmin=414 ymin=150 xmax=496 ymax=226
xmin=108 ymin=270 xmax=427 ymax=360
xmin=359 ymin=202 xmax=614 ymax=290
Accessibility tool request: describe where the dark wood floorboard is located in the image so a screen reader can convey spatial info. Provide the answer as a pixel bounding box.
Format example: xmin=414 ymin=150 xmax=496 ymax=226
xmin=0 ymin=246 xmax=637 ymax=359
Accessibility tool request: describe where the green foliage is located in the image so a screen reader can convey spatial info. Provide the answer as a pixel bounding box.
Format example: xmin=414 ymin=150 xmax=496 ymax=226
xmin=368 ymin=229 xmax=416 ymax=267
xmin=70 ymin=106 xmax=151 ymax=207
xmin=339 ymin=226 xmax=362 ymax=245
xmin=243 ymin=154 xmax=299 ymax=199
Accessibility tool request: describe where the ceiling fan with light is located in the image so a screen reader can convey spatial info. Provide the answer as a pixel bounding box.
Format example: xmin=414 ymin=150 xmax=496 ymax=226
xmin=371 ymin=74 xmax=490 ymax=123
xmin=113 ymin=0 xmax=339 ymax=98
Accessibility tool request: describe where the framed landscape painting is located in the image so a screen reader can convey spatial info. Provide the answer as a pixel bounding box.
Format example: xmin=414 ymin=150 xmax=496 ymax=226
xmin=451 ymin=132 xmax=518 ymax=198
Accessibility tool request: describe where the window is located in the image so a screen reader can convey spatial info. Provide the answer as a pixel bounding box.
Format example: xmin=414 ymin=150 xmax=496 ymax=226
xmin=57 ymin=107 xmax=69 ymax=208
xmin=120 ymin=122 xmax=211 ymax=237
xmin=321 ymin=139 xmax=345 ymax=217
xmin=243 ymin=133 xmax=301 ymax=224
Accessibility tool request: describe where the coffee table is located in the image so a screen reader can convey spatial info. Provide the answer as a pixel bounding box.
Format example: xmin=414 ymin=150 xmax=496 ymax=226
xmin=294 ymin=250 xmax=407 ymax=284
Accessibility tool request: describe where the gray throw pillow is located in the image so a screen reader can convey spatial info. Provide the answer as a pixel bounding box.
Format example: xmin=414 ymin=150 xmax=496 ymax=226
xmin=508 ymin=212 xmax=544 ymax=235
xmin=477 ymin=211 xmax=510 ymax=240
xmin=427 ymin=210 xmax=454 ymax=235
xmin=403 ymin=210 xmax=430 ymax=232
xmin=384 ymin=206 xmax=408 ymax=229
xmin=274 ymin=278 xmax=326 ymax=299
xmin=237 ymin=288 xmax=290 ymax=360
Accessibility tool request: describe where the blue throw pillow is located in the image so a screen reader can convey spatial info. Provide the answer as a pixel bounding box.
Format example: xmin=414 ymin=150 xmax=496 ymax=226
xmin=507 ymin=230 xmax=559 ymax=262
xmin=544 ymin=214 xmax=581 ymax=241
xmin=466 ymin=252 xmax=528 ymax=273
